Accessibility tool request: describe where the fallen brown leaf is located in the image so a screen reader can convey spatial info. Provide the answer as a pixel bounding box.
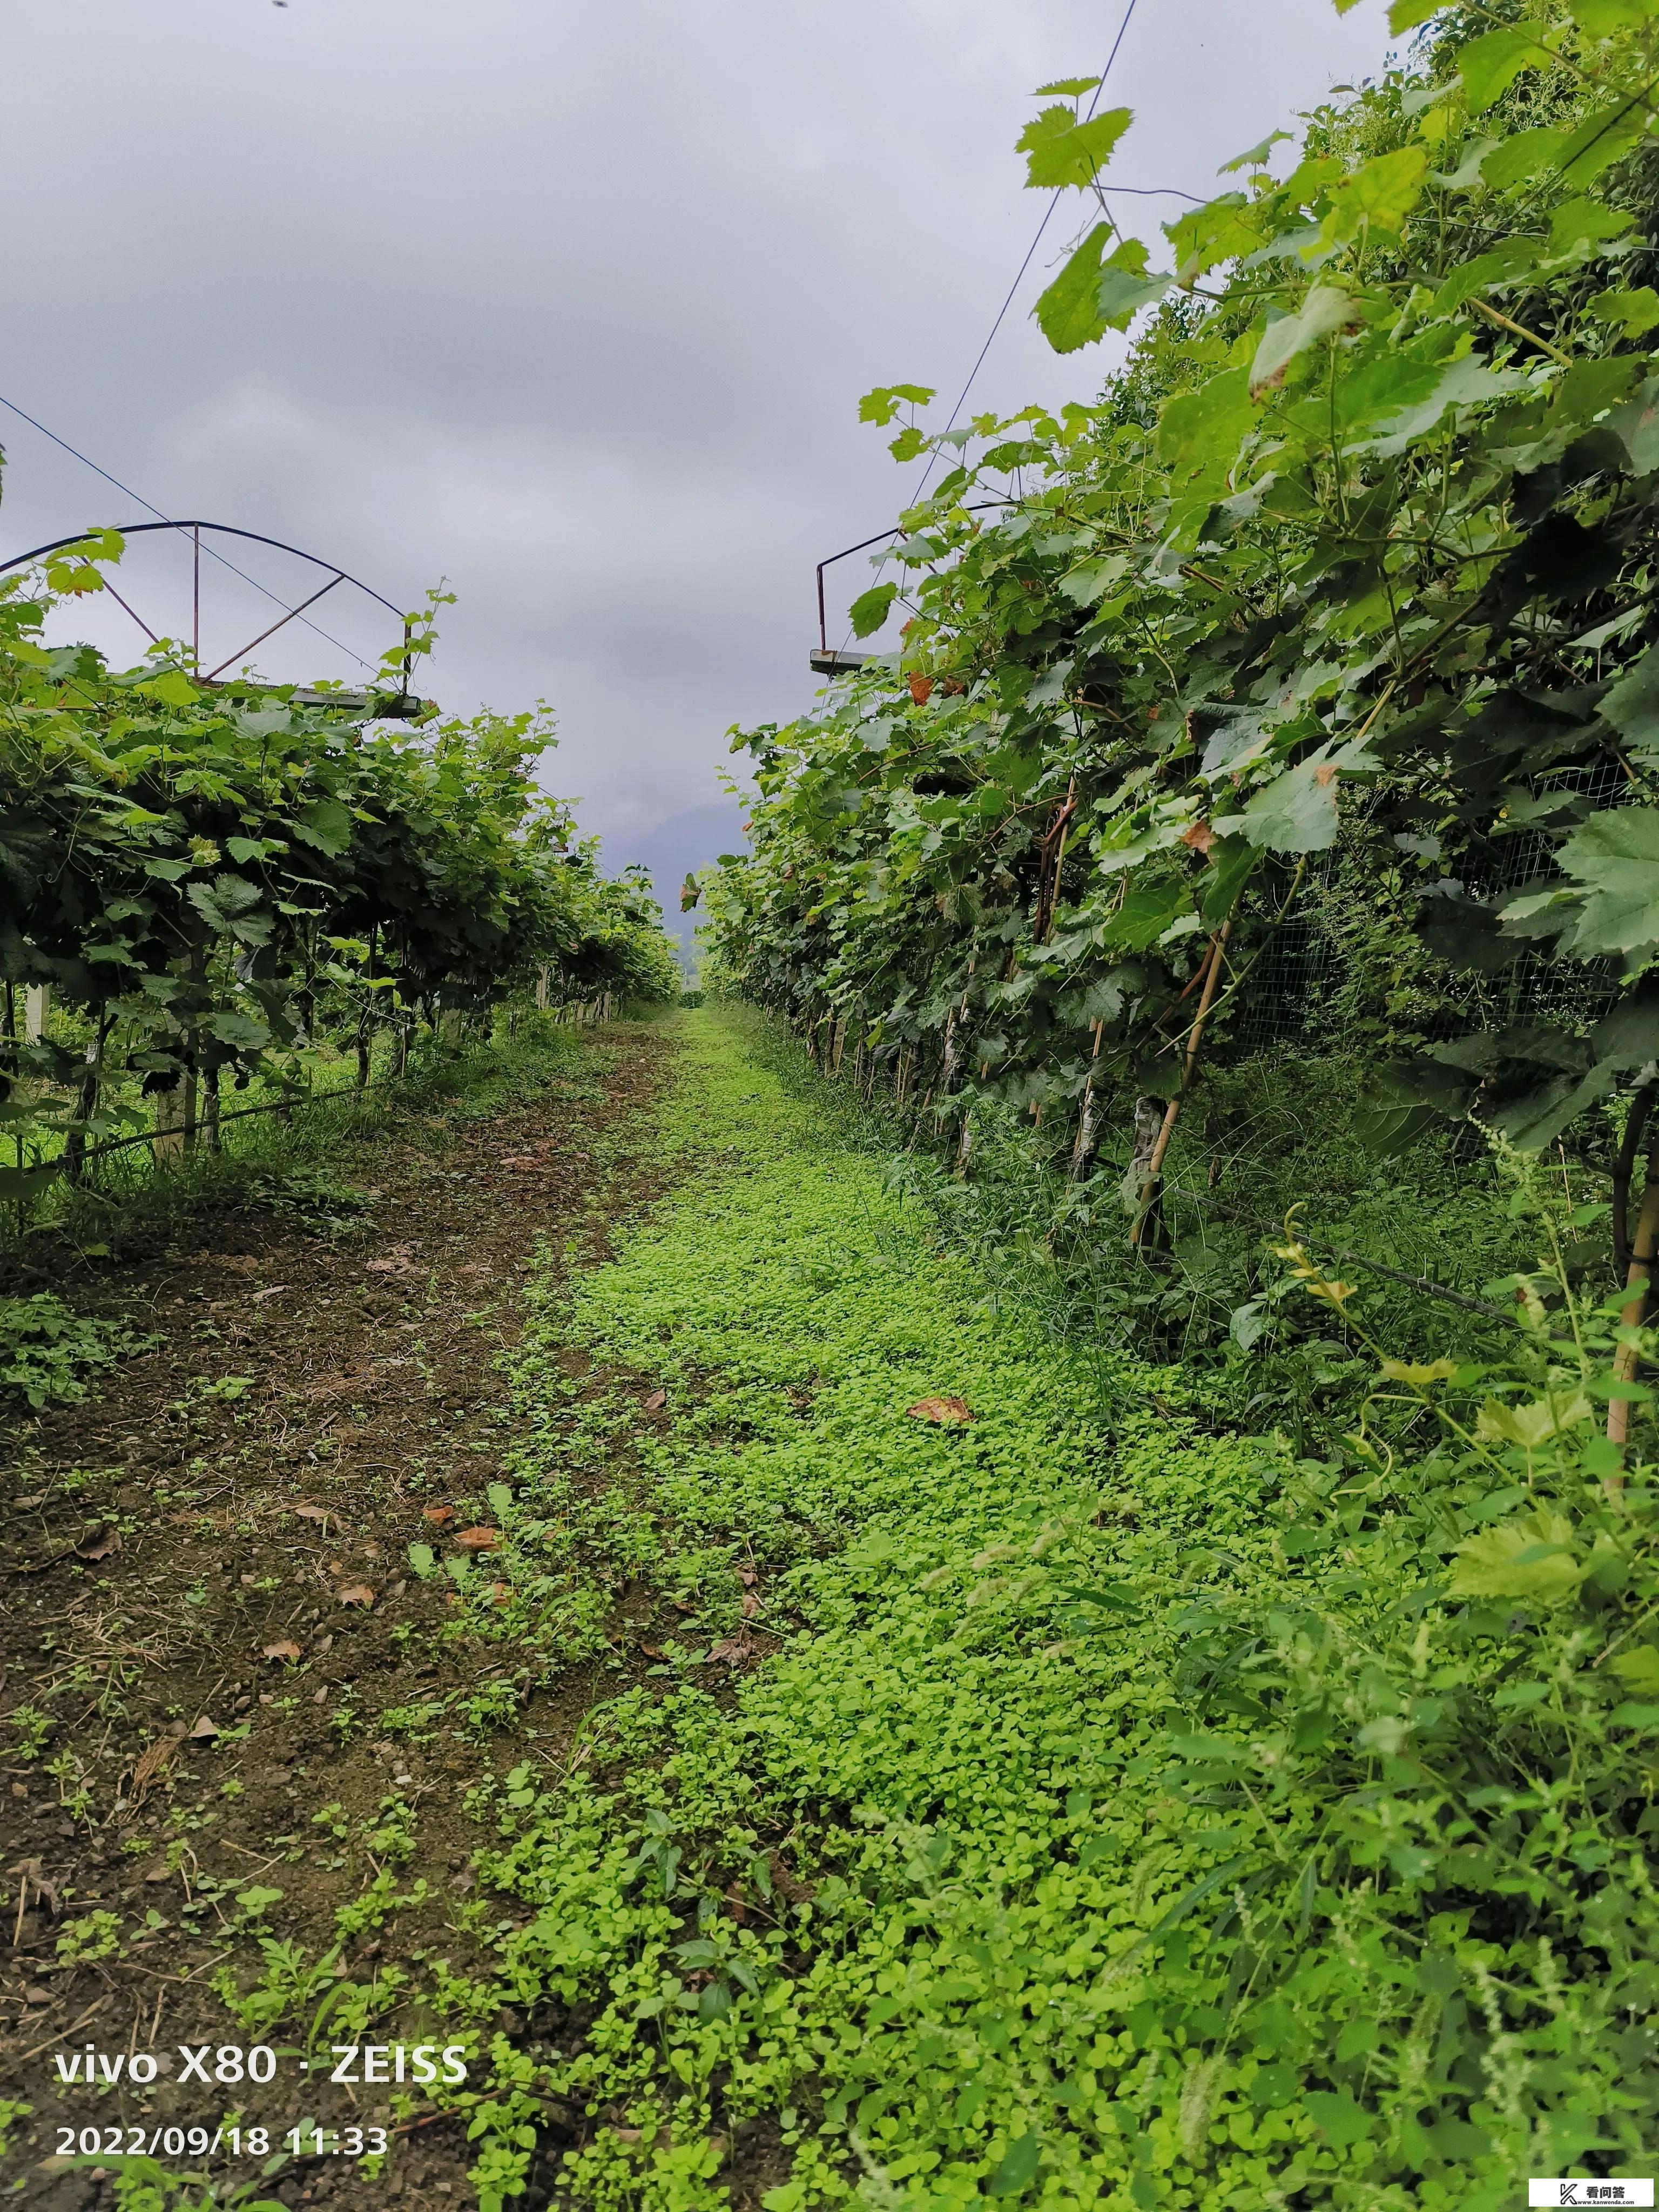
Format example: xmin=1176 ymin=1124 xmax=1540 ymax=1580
xmin=129 ymin=1737 xmax=176 ymax=1804
xmin=741 ymin=1589 xmax=761 ymax=1618
xmin=73 ymin=1526 xmax=120 ymax=1562
xmin=336 ymin=1583 xmax=376 ymax=1608
xmin=644 ymin=1388 xmax=668 ymax=1412
xmin=187 ymin=1715 xmax=219 ymax=1741
xmin=421 ymin=1504 xmax=455 ymax=1527
xmin=292 ymin=1504 xmax=331 ymax=1527
xmin=704 ymin=1637 xmax=749 ymax=1666
xmin=487 ymin=1582 xmax=513 ymax=1606
xmin=262 ymin=1640 xmax=302 ymax=1663
xmin=452 ymin=1526 xmax=501 ymax=1553
xmin=905 ymin=1395 xmax=974 ymax=1425
xmin=251 ymin=1284 xmax=289 ymax=1302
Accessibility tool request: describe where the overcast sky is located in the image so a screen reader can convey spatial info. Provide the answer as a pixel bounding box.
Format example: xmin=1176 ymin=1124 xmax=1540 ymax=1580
xmin=0 ymin=0 xmax=1400 ymax=857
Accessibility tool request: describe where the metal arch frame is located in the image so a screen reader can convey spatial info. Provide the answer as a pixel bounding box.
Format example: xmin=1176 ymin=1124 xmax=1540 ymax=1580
xmin=814 ymin=499 xmax=1014 ymax=657
xmin=0 ymin=518 xmax=414 ymax=690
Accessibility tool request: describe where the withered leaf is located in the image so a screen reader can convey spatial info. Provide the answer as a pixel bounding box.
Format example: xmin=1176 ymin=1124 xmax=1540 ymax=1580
xmin=453 ymin=1526 xmax=501 ymax=1553
xmin=905 ymin=1395 xmax=974 ymax=1425
xmin=644 ymin=1388 xmax=668 ymax=1412
xmin=130 ymin=1738 xmax=176 ymax=1799
xmin=187 ymin=1715 xmax=219 ymax=1740
xmin=704 ymin=1637 xmax=749 ymax=1666
xmin=292 ymin=1504 xmax=331 ymax=1527
xmin=336 ymin=1583 xmax=376 ymax=1607
xmin=421 ymin=1504 xmax=455 ymax=1527
xmin=74 ymin=1526 xmax=120 ymax=1562
xmin=262 ymin=1640 xmax=302 ymax=1663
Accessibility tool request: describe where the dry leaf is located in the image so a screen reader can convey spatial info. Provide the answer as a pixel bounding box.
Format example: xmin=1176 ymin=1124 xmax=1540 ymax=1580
xmin=704 ymin=1637 xmax=748 ymax=1665
xmin=907 ymin=673 xmax=934 ymax=706
xmin=487 ymin=1581 xmax=512 ymax=1606
xmin=252 ymin=1284 xmax=289 ymax=1302
xmin=15 ymin=1493 xmax=44 ymax=1510
xmin=130 ymin=1738 xmax=175 ymax=1803
xmin=737 ymin=1566 xmax=757 ymax=1586
xmin=336 ymin=1583 xmax=376 ymax=1607
xmin=262 ymin=1640 xmax=302 ymax=1663
xmin=741 ymin=1589 xmax=761 ymax=1618
xmin=644 ymin=1388 xmax=668 ymax=1412
xmin=188 ymin=1715 xmax=219 ymax=1740
xmin=453 ymin=1526 xmax=501 ymax=1553
xmin=422 ymin=1504 xmax=455 ymax=1527
xmin=73 ymin=1526 xmax=120 ymax=1562
xmin=905 ymin=1395 xmax=974 ymax=1425
xmin=292 ymin=1504 xmax=330 ymax=1527
xmin=1181 ymin=819 xmax=1216 ymax=854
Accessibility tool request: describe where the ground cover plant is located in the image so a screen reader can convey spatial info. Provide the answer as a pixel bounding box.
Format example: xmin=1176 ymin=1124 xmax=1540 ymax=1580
xmin=426 ymin=1011 xmax=1658 ymax=2209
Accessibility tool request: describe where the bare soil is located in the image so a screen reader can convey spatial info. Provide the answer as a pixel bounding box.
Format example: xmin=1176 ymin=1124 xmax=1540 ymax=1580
xmin=1 ymin=1025 xmax=677 ymax=2211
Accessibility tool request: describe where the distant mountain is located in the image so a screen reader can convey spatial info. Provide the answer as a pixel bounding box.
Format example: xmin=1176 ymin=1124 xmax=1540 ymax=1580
xmin=606 ymin=799 xmax=750 ymax=971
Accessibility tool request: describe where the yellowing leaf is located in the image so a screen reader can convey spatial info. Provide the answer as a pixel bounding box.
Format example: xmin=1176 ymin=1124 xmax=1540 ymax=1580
xmin=1446 ymin=1510 xmax=1585 ymax=1607
xmin=1318 ymin=146 xmax=1430 ymax=248
xmin=1474 ymin=1394 xmax=1593 ymax=1447
xmin=1610 ymin=1645 xmax=1659 ymax=1695
xmin=1379 ymin=1358 xmax=1459 ymax=1386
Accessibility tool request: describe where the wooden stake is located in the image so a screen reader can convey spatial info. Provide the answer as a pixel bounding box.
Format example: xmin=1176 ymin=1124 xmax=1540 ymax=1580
xmin=1130 ymin=925 xmax=1231 ymax=1249
xmin=1608 ymin=1125 xmax=1659 ymax=1457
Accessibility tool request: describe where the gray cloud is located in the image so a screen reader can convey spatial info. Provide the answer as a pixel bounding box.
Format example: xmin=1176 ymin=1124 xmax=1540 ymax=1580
xmin=0 ymin=0 xmax=1399 ymax=847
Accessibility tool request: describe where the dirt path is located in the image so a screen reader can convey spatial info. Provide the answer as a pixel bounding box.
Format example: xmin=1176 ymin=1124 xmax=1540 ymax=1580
xmin=0 ymin=1024 xmax=677 ymax=2211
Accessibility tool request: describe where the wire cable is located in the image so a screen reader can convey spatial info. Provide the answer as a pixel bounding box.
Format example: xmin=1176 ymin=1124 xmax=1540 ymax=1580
xmin=915 ymin=0 xmax=1143 ymax=494
xmin=0 ymin=390 xmax=375 ymax=670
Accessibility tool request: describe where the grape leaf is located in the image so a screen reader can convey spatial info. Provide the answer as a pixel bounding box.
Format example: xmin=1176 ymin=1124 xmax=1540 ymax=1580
xmin=1017 ymin=104 xmax=1132 ymax=191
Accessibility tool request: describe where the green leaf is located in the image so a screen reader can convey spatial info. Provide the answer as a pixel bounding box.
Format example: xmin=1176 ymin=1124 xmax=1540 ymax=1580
xmin=1219 ymin=131 xmax=1291 ymax=173
xmin=1607 ymin=376 xmax=1659 ymax=474
xmin=1544 ymin=193 xmax=1633 ymax=266
xmin=1156 ymin=368 xmax=1255 ymax=477
xmin=1165 ymin=194 xmax=1260 ymax=283
xmin=1555 ymin=808 xmax=1659 ymax=955
xmin=1590 ymin=286 xmax=1659 ymax=336
xmin=1017 ymin=104 xmax=1131 ymax=190
xmin=292 ymin=799 xmax=353 ymax=857
xmin=1249 ymin=287 xmax=1360 ymax=395
xmin=1610 ymin=1645 xmax=1659 ymax=1695
xmin=986 ymin=2135 xmax=1042 ymax=2196
xmin=848 ymin=584 xmax=899 ymax=638
xmin=1457 ymin=25 xmax=1549 ymax=111
xmin=1304 ymin=2092 xmax=1374 ymax=2147
xmin=1318 ymin=145 xmax=1430 ymax=246
xmin=1033 ymin=75 xmax=1101 ymax=96
xmin=1035 ymin=222 xmax=1115 ymax=353
xmin=137 ymin=669 xmax=200 ymax=709
xmin=1489 ymin=1061 xmax=1620 ymax=1151
xmin=1556 ymin=97 xmax=1650 ymax=188
xmin=1098 ymin=238 xmax=1174 ymax=332
xmin=857 ymin=385 xmax=934 ymax=427
xmin=1477 ymin=126 xmax=1567 ymax=193
xmin=1220 ymin=756 xmax=1341 ymax=855
xmin=1447 ymin=1509 xmax=1585 ymax=1605
xmin=1388 ymin=0 xmax=1443 ymax=26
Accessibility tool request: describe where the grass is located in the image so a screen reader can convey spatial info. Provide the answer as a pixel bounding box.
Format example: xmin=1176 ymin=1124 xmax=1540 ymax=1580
xmin=0 ymin=1010 xmax=603 ymax=1282
xmin=407 ymin=1009 xmax=1657 ymax=2212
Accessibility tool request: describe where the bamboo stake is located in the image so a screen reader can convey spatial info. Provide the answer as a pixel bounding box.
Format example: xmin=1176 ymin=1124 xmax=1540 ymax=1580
xmin=1130 ymin=925 xmax=1231 ymax=1249
xmin=1608 ymin=1127 xmax=1659 ymax=1457
xmin=1070 ymin=1018 xmax=1105 ymax=1179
